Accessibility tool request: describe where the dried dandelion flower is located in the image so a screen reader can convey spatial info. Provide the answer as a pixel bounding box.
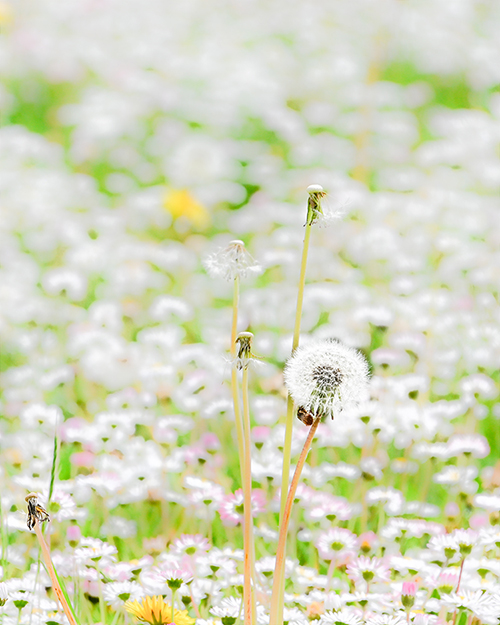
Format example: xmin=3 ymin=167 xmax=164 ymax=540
xmin=284 ymin=339 xmax=369 ymax=420
xmin=234 ymin=331 xmax=257 ymax=370
xmin=306 ymin=184 xmax=328 ymax=226
xmin=203 ymin=239 xmax=262 ymax=281
xmin=305 ymin=184 xmax=347 ymax=227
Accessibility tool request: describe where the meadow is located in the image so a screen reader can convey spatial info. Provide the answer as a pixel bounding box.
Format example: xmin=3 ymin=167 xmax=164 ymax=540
xmin=0 ymin=1 xmax=500 ymax=625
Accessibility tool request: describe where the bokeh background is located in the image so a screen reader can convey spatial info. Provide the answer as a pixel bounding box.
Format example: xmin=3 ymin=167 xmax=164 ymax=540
xmin=1 ymin=0 xmax=500 ymax=622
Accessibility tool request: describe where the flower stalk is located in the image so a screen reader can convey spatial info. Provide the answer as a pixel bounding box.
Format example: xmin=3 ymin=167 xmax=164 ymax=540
xmin=280 ymin=185 xmax=326 ymax=521
xmin=206 ymin=238 xmax=261 ymax=625
xmin=275 ymin=185 xmax=326 ymax=623
xmin=231 ymin=277 xmax=246 ymax=487
xmin=236 ymin=332 xmax=257 ymax=625
xmin=269 ymin=416 xmax=321 ymax=625
xmin=32 ymin=517 xmax=78 ymax=625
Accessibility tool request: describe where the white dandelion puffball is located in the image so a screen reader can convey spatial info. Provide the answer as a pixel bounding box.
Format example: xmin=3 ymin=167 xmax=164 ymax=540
xmin=284 ymin=339 xmax=369 ymax=419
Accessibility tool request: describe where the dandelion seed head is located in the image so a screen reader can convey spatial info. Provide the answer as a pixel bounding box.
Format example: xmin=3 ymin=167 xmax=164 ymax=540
xmin=284 ymin=339 xmax=370 ymax=420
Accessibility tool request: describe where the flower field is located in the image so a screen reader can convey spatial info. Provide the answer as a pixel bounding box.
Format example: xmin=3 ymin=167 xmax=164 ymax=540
xmin=0 ymin=1 xmax=500 ymax=625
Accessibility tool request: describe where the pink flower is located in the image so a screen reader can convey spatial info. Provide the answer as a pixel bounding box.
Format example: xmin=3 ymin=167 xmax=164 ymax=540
xmin=359 ymin=531 xmax=379 ymax=554
xmin=67 ymin=525 xmax=82 ymax=546
xmin=200 ymin=432 xmax=220 ymax=451
xmin=402 ymin=581 xmax=417 ymax=609
xmin=170 ymin=534 xmax=211 ymax=556
xmin=218 ymin=489 xmax=266 ymax=526
xmin=70 ymin=450 xmax=95 ymax=468
xmin=402 ymin=581 xmax=417 ymax=596
xmin=252 ymin=426 xmax=271 ymax=442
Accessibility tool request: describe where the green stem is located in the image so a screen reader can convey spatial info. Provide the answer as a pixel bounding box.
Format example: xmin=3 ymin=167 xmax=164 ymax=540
xmin=269 ymin=417 xmax=320 ymax=625
xmin=292 ymin=225 xmax=312 ymax=352
xmin=275 ymin=223 xmax=312 ymax=623
xmin=0 ymin=497 xmax=8 ymax=578
xmin=171 ymin=589 xmax=176 ymax=624
xmin=230 ymin=277 xmax=245 ymax=487
xmin=48 ymin=424 xmax=60 ymax=505
xmin=110 ymin=608 xmax=122 ymax=625
xmin=242 ymin=367 xmax=256 ymax=625
xmin=280 ymin=223 xmax=312 ymax=518
xmin=97 ymin=565 xmax=106 ymax=625
xmin=230 ymin=278 xmax=256 ymax=623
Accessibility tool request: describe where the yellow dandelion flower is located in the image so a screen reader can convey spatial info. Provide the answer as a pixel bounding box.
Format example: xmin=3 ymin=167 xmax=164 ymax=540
xmin=125 ymin=595 xmax=195 ymax=625
xmin=0 ymin=2 xmax=13 ymax=25
xmin=163 ymin=188 xmax=210 ymax=229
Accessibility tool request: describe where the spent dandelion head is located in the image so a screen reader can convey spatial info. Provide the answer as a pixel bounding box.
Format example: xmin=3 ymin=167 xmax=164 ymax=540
xmin=234 ymin=331 xmax=256 ymax=370
xmin=306 ymin=184 xmax=327 ymax=226
xmin=25 ymin=492 xmax=50 ymax=531
xmin=203 ymin=239 xmax=262 ymax=281
xmin=284 ymin=339 xmax=370 ymax=421
xmin=305 ymin=184 xmax=347 ymax=227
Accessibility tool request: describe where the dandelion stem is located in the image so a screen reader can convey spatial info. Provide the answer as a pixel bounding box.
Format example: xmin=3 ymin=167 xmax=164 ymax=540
xmin=231 ymin=277 xmax=239 ymax=352
xmin=230 ymin=279 xmax=256 ymax=625
xmin=280 ymin=222 xmax=312 ymax=518
xmin=230 ymin=277 xmax=245 ymax=487
xmin=275 ymin=220 xmax=312 ymax=624
xmin=270 ymin=416 xmax=321 ymax=625
xmin=242 ymin=366 xmax=256 ymax=625
xmin=32 ymin=519 xmax=78 ymax=625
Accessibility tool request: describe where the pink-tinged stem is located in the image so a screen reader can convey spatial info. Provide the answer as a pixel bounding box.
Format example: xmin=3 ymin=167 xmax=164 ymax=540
xmin=456 ymin=557 xmax=465 ymax=593
xmin=269 ymin=416 xmax=320 ymax=625
xmin=231 ymin=278 xmax=256 ymax=624
xmin=33 ymin=520 xmax=77 ymax=625
xmin=242 ymin=367 xmax=256 ymax=625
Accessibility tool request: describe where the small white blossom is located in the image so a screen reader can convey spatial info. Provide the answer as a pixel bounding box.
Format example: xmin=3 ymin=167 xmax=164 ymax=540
xmin=284 ymin=339 xmax=369 ymax=420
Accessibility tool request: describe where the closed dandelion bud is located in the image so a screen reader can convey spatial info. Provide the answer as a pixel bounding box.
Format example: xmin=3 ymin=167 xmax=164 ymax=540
xmin=284 ymin=338 xmax=369 ymax=422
